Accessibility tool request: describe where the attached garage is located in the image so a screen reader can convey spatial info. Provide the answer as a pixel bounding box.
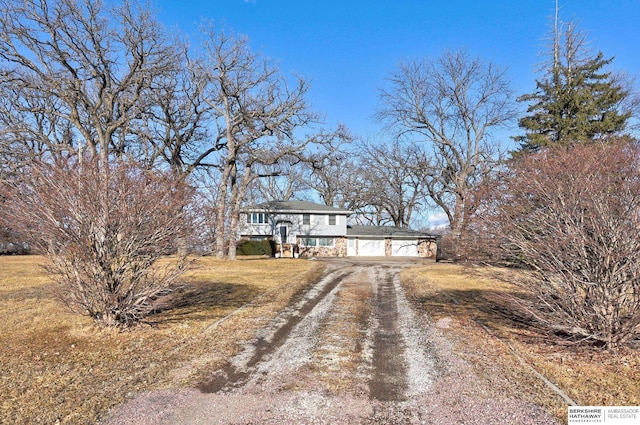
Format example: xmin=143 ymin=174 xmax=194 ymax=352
xmin=346 ymin=225 xmax=438 ymax=258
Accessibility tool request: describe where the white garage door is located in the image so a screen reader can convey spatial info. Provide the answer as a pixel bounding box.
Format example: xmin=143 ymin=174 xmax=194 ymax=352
xmin=392 ymin=239 xmax=418 ymax=256
xmin=358 ymin=238 xmax=386 ymax=256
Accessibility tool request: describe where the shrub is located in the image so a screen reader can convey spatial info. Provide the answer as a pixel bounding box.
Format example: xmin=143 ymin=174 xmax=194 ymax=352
xmin=485 ymin=140 xmax=640 ymax=349
xmin=236 ymin=239 xmax=273 ymax=256
xmin=0 ymin=159 xmax=194 ymax=326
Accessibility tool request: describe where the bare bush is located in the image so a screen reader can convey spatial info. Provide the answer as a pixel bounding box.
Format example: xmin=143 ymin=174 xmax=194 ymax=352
xmin=486 ymin=140 xmax=640 ymax=349
xmin=0 ymin=159 xmax=194 ymax=326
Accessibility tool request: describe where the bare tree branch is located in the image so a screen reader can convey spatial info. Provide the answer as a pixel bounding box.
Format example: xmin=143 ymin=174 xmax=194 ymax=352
xmin=0 ymin=0 xmax=179 ymax=166
xmin=378 ymin=49 xmax=516 ymax=238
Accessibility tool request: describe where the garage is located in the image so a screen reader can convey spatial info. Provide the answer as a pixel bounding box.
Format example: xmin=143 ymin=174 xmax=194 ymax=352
xmin=357 ymin=238 xmax=386 ymax=256
xmin=391 ymin=239 xmax=418 ymax=256
xmin=346 ymin=225 xmax=437 ymax=258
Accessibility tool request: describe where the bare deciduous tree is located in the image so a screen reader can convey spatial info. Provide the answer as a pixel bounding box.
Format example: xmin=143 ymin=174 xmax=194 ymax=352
xmin=309 ymin=155 xmax=364 ymax=211
xmin=135 ymin=47 xmax=212 ymax=174
xmin=0 ymin=0 xmax=201 ymax=327
xmin=0 ymin=0 xmax=179 ymax=165
xmin=356 ymin=140 xmax=430 ymax=227
xmin=251 ymin=159 xmax=311 ymax=203
xmin=196 ymin=24 xmax=315 ymax=259
xmin=248 ymin=126 xmax=356 ymax=205
xmin=378 ymin=50 xmax=516 ymax=239
xmin=485 ymin=140 xmax=640 ymax=349
xmin=0 ymin=159 xmax=194 ymax=326
xmin=303 ymin=125 xmax=358 ymax=208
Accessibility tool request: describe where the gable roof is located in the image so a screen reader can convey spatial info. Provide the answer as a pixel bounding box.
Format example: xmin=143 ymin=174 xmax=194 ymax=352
xmin=243 ymin=200 xmax=352 ymax=215
xmin=347 ymin=225 xmax=437 ymax=239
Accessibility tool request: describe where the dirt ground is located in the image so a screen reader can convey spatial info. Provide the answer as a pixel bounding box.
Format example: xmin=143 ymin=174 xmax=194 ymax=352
xmin=103 ymin=259 xmax=560 ymax=424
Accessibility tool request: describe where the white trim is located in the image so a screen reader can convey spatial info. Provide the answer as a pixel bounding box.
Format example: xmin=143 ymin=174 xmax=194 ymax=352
xmin=247 ymin=212 xmax=269 ymax=224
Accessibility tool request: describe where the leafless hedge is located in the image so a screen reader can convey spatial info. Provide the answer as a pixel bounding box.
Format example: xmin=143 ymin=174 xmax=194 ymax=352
xmin=0 ymin=159 xmax=194 ymax=326
xmin=484 ymin=140 xmax=640 ymax=349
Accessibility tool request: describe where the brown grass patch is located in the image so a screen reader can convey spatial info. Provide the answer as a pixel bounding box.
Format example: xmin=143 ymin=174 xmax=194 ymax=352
xmin=0 ymin=255 xmax=324 ymax=424
xmin=401 ymin=262 xmax=640 ymax=423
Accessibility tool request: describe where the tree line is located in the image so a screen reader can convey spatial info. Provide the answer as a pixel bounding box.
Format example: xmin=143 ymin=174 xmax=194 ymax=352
xmin=1 ymin=0 xmax=638 ymax=348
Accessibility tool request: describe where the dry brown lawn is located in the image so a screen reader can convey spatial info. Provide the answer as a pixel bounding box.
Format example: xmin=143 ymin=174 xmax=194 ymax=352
xmin=0 ymin=255 xmax=324 ymax=425
xmin=401 ymin=262 xmax=640 ymax=424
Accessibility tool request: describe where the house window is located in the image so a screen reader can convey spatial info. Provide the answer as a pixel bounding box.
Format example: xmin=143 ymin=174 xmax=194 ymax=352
xmin=301 ymin=237 xmax=335 ymax=247
xmin=303 ymin=214 xmax=310 ymax=225
xmin=302 ymin=238 xmax=316 ymax=247
xmin=328 ymin=214 xmax=336 ymax=225
xmin=247 ymin=212 xmax=269 ymax=224
xmin=319 ymin=238 xmax=335 ymax=247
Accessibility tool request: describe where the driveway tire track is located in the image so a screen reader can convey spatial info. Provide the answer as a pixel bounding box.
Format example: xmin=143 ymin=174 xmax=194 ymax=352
xmin=369 ymin=266 xmax=409 ymax=401
xmin=197 ymin=267 xmax=351 ymax=393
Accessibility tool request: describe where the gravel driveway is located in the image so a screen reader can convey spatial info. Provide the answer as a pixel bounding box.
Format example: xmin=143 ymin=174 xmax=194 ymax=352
xmin=103 ymin=259 xmax=560 ymax=424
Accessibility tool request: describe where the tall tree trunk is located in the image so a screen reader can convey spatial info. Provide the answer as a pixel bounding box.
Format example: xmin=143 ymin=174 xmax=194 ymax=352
xmin=226 ymin=165 xmax=254 ymax=260
xmin=450 ymin=192 xmax=466 ymax=240
xmin=214 ymin=180 xmax=229 ymax=259
xmin=227 ymin=214 xmax=238 ymax=260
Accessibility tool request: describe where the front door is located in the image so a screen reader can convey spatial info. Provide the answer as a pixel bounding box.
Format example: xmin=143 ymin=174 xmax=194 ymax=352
xmin=278 ymin=223 xmax=291 ymax=244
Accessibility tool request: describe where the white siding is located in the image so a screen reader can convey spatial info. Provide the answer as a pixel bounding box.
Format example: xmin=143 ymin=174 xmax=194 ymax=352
xmin=241 ymin=212 xmax=348 ymax=239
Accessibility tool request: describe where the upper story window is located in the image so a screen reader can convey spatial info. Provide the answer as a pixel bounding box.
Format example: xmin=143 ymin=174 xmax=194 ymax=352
xmin=303 ymin=214 xmax=310 ymax=225
xmin=247 ymin=212 xmax=269 ymax=224
xmin=328 ymin=214 xmax=336 ymax=225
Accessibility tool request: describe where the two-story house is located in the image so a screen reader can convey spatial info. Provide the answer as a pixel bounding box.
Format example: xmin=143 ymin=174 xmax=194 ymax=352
xmin=240 ymin=200 xmax=437 ymax=258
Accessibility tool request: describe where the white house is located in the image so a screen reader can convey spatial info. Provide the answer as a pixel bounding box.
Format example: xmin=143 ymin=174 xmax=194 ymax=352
xmin=240 ymin=200 xmax=437 ymax=258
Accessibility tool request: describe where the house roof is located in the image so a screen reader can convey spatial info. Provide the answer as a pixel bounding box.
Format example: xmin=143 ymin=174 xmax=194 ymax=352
xmin=243 ymin=200 xmax=352 ymax=214
xmin=347 ymin=225 xmax=437 ymax=239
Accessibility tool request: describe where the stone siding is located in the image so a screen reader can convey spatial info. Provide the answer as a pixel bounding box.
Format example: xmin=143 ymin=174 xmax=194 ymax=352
xmin=385 ymin=238 xmax=392 ymax=256
xmin=418 ymin=239 xmax=438 ymax=258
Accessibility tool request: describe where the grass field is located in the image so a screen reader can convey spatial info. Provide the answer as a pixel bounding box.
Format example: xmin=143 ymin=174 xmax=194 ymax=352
xmin=401 ymin=263 xmax=640 ymax=423
xmin=0 ymin=255 xmax=324 ymax=424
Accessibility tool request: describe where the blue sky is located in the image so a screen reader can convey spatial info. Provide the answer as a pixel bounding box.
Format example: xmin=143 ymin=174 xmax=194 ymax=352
xmin=154 ymin=0 xmax=640 ymax=142
xmin=153 ymin=0 xmax=639 ymax=228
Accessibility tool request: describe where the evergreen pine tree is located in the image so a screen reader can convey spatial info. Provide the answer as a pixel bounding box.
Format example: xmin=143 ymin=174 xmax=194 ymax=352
xmin=516 ymin=22 xmax=631 ymax=152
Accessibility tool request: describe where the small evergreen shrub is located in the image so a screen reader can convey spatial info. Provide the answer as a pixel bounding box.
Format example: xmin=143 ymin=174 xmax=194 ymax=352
xmin=236 ymin=239 xmax=273 ymax=256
